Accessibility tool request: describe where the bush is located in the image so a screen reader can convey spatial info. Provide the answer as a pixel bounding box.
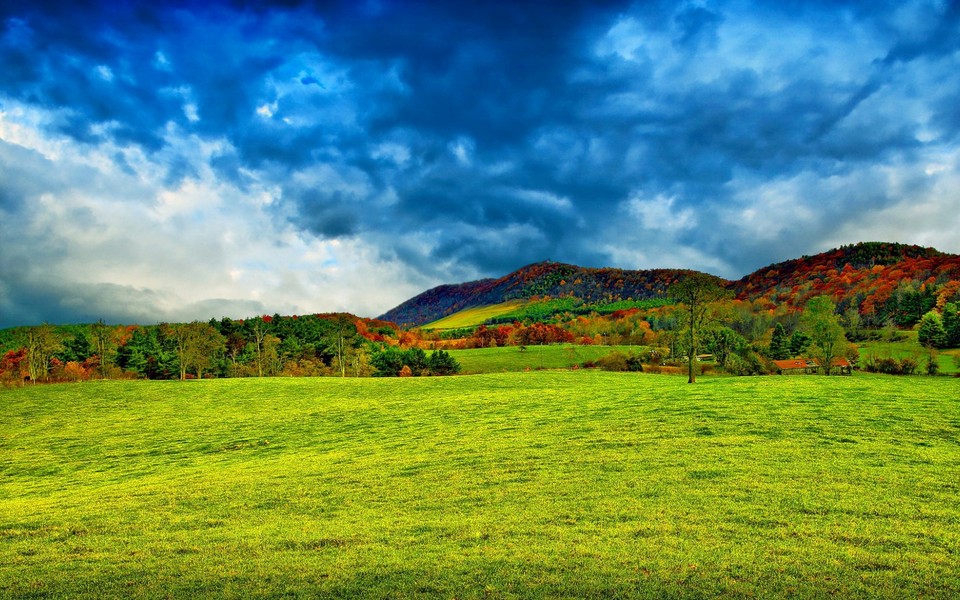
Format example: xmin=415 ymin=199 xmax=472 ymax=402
xmin=899 ymin=356 xmax=918 ymax=376
xmin=925 ymin=350 xmax=940 ymax=376
xmin=595 ymin=351 xmax=643 ymax=372
xmin=724 ymin=351 xmax=768 ymax=376
xmin=862 ymin=353 xmax=921 ymax=375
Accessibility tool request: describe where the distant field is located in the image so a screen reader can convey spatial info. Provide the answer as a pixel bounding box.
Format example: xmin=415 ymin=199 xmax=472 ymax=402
xmin=856 ymin=331 xmax=960 ymax=374
xmin=2 ymin=373 xmax=959 ymax=598
xmin=449 ymin=344 xmax=641 ymax=373
xmin=422 ymin=300 xmax=530 ymax=330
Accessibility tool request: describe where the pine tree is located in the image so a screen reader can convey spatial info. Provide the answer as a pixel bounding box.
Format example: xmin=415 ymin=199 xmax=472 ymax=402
xmin=769 ymin=323 xmax=790 ymax=360
xmin=917 ymin=311 xmax=948 ymax=349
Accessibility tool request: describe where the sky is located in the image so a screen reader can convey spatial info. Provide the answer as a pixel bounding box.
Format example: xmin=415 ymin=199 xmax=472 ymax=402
xmin=2 ymin=0 xmax=960 ymax=328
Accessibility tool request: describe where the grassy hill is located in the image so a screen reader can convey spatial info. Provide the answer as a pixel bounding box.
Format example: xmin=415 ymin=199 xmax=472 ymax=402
xmin=2 ymin=373 xmax=959 ymax=598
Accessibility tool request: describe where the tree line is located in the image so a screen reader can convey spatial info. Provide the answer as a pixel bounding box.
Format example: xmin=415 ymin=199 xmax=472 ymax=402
xmin=0 ymin=314 xmax=461 ymax=386
xmin=3 ymin=276 xmax=958 ymax=387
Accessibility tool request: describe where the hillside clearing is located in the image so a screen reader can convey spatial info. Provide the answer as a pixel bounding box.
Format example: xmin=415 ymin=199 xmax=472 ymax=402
xmin=2 ymin=373 xmax=959 ymax=598
xmin=422 ymin=300 xmax=530 ymax=330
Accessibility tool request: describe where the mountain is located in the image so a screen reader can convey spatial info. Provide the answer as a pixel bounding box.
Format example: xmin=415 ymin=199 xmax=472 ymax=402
xmin=733 ymin=242 xmax=960 ymax=326
xmin=379 ymin=261 xmax=714 ymax=328
xmin=379 ymin=243 xmax=960 ymax=329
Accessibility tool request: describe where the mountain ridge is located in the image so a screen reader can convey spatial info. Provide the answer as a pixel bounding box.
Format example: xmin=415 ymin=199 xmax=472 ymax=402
xmin=379 ymin=242 xmax=960 ymax=328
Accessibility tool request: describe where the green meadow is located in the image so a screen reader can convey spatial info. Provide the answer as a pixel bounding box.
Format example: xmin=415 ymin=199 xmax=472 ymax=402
xmin=2 ymin=372 xmax=959 ymax=598
xmin=450 ymin=344 xmax=640 ymax=373
xmin=856 ymin=332 xmax=960 ymax=375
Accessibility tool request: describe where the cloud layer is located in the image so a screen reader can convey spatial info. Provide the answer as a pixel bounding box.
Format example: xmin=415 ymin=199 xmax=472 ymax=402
xmin=2 ymin=0 xmax=960 ymax=327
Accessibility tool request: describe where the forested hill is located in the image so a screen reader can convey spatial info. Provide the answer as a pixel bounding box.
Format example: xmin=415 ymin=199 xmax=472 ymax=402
xmin=378 ymin=261 xmax=704 ymax=328
xmin=380 ymin=242 xmax=960 ymax=329
xmin=733 ymin=242 xmax=960 ymax=326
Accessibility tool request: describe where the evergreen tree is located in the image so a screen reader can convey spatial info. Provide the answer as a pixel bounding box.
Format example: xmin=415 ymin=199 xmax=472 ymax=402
xmin=943 ymin=303 xmax=960 ymax=348
xmin=917 ymin=311 xmax=948 ymax=349
xmin=60 ymin=332 xmax=92 ymax=363
xmin=427 ymin=350 xmax=461 ymax=375
xmin=769 ymin=323 xmax=791 ymax=360
xmin=789 ymin=330 xmax=811 ymax=356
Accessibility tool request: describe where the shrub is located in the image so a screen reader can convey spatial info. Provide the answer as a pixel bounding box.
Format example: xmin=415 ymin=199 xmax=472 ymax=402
xmin=724 ymin=351 xmax=767 ymax=376
xmin=899 ymin=356 xmax=918 ymax=376
xmin=862 ymin=353 xmax=921 ymax=375
xmin=925 ymin=350 xmax=940 ymax=376
xmin=595 ymin=351 xmax=643 ymax=372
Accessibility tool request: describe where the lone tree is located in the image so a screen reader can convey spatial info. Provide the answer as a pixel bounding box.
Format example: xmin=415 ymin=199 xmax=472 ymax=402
xmin=668 ymin=272 xmax=733 ymax=383
xmin=800 ymin=296 xmax=847 ymax=375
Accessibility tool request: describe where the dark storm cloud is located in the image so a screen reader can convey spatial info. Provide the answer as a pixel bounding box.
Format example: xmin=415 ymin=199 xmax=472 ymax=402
xmin=2 ymin=0 xmax=960 ymax=326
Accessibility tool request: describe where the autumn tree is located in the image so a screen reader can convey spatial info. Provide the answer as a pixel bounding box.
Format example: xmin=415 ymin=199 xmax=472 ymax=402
xmin=668 ymin=273 xmax=733 ymax=383
xmin=800 ymin=296 xmax=847 ymax=375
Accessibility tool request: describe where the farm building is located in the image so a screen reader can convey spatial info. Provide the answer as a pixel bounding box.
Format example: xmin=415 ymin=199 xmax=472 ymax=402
xmin=773 ymin=357 xmax=852 ymax=375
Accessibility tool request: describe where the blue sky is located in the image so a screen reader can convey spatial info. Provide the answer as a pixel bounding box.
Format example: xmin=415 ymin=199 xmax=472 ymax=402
xmin=2 ymin=0 xmax=960 ymax=327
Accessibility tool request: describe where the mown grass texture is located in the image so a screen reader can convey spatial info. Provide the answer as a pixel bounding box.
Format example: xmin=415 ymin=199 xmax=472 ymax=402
xmin=1 ymin=372 xmax=959 ymax=598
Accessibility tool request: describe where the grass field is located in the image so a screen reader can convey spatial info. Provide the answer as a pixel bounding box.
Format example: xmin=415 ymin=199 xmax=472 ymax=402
xmin=856 ymin=334 xmax=960 ymax=375
xmin=449 ymin=344 xmax=641 ymax=374
xmin=2 ymin=373 xmax=959 ymax=598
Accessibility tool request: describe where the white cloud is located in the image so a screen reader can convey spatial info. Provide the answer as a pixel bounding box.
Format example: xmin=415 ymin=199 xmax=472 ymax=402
xmin=828 ymin=147 xmax=960 ymax=255
xmin=0 ymin=99 xmax=426 ymax=325
xmin=625 ymin=193 xmax=697 ymax=232
xmin=449 ymin=136 xmax=474 ymax=166
xmin=371 ymin=142 xmax=410 ymax=165
xmin=512 ymin=188 xmax=573 ymax=212
xmin=95 ymin=65 xmax=114 ymax=82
